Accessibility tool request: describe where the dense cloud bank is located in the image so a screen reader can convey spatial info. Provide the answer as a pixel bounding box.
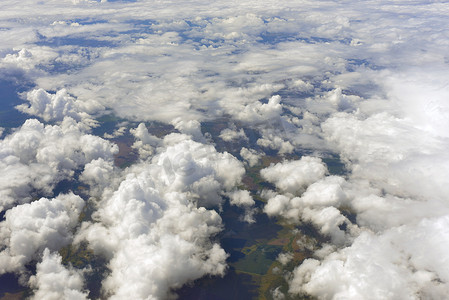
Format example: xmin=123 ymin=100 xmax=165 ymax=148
xmin=0 ymin=0 xmax=448 ymax=299
xmin=0 ymin=117 xmax=117 ymax=211
xmin=0 ymin=193 xmax=84 ymax=274
xmin=76 ymin=134 xmax=244 ymax=299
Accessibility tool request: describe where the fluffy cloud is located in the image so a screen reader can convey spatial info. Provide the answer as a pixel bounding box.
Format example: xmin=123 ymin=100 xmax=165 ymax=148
xmin=277 ymin=252 xmax=293 ymax=266
xmin=290 ymin=217 xmax=449 ymax=299
xmin=29 ymin=249 xmax=88 ymax=300
xmin=260 ymin=156 xmax=327 ymax=194
xmin=233 ymin=95 xmax=283 ymax=124
xmin=264 ymin=176 xmax=360 ymax=245
xmin=0 ymin=193 xmax=84 ymax=274
xmin=76 ymin=135 xmax=244 ymax=299
xmin=1 ymin=0 xmax=449 ymax=298
xmin=219 ymin=126 xmax=248 ymax=142
xmin=228 ymin=189 xmax=254 ymax=207
xmin=79 ymin=158 xmax=117 ymax=197
xmin=286 ymin=80 xmax=449 ymax=297
xmin=16 ymin=88 xmax=81 ymax=122
xmin=256 ymin=128 xmax=294 ymax=154
xmin=0 ymin=117 xmax=118 ymax=211
xmin=240 ymin=147 xmax=261 ymax=167
xmin=227 ymin=189 xmax=256 ymax=223
xmin=129 ymin=123 xmax=161 ymax=160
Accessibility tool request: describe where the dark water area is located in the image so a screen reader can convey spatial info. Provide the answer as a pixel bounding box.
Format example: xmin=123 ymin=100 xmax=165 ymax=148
xmin=177 ymin=198 xmax=283 ymax=299
xmin=176 ymin=268 xmax=259 ymax=300
xmin=0 ymin=273 xmax=25 ymax=297
xmin=0 ymin=77 xmax=32 ymax=130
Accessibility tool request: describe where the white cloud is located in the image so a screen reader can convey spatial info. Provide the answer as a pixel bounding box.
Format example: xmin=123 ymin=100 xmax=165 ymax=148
xmin=171 ymin=118 xmax=205 ymax=142
xmin=228 ymin=189 xmax=254 ymax=206
xmin=79 ymin=158 xmax=117 ymax=197
xmin=272 ymin=286 xmax=286 ymax=300
xmin=75 ymin=136 xmax=244 ymax=299
xmin=260 ymin=156 xmax=327 ymax=194
xmin=240 ymin=147 xmax=261 ymax=167
xmin=277 ymin=252 xmax=293 ymax=266
xmin=129 ymin=123 xmax=160 ymax=160
xmin=0 ymin=117 xmax=118 ymax=211
xmin=0 ymin=193 xmax=84 ymax=274
xmin=290 ymin=217 xmax=449 ymax=299
xmin=16 ymin=88 xmax=104 ymax=125
xmin=264 ymin=194 xmax=290 ymax=218
xmin=227 ymin=189 xmax=256 ymax=223
xmin=256 ymin=129 xmax=294 ymax=154
xmin=1 ymin=0 xmax=449 ymax=298
xmin=287 ymin=72 xmax=449 ymax=298
xmin=219 ymin=126 xmax=248 ymax=142
xmin=29 ymin=249 xmax=88 ymax=300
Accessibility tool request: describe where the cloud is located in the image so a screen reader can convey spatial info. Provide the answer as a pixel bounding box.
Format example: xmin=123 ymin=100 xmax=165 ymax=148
xmin=129 ymin=123 xmax=161 ymax=160
xmin=29 ymin=249 xmax=88 ymax=300
xmin=272 ymin=286 xmax=286 ymax=300
xmin=290 ymin=217 xmax=449 ymax=299
xmin=0 ymin=117 xmax=118 ymax=211
xmin=75 ymin=135 xmax=244 ymax=299
xmin=240 ymin=147 xmax=261 ymax=167
xmin=16 ymin=88 xmax=105 ymax=126
xmin=228 ymin=189 xmax=254 ymax=207
xmin=233 ymin=95 xmax=283 ymax=124
xmin=227 ymin=189 xmax=256 ymax=223
xmin=286 ymin=74 xmax=449 ymax=298
xmin=1 ymin=0 xmax=449 ymax=298
xmin=79 ymin=158 xmax=117 ymax=197
xmin=260 ymin=156 xmax=327 ymax=194
xmin=171 ymin=118 xmax=205 ymax=142
xmin=0 ymin=193 xmax=84 ymax=274
xmin=16 ymin=88 xmax=81 ymax=122
xmin=219 ymin=126 xmax=248 ymax=142
xmin=277 ymin=252 xmax=293 ymax=266
xmin=256 ymin=128 xmax=294 ymax=154
xmin=263 ymin=176 xmax=360 ymax=245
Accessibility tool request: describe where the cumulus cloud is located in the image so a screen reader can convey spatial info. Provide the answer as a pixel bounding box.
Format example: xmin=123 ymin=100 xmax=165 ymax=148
xmin=277 ymin=252 xmax=293 ymax=266
xmin=272 ymin=286 xmax=286 ymax=300
xmin=129 ymin=123 xmax=161 ymax=160
xmin=285 ymin=85 xmax=449 ymax=298
xmin=227 ymin=189 xmax=256 ymax=223
xmin=1 ymin=0 xmax=449 ymax=298
xmin=76 ymin=135 xmax=244 ymax=299
xmin=29 ymin=249 xmax=88 ymax=300
xmin=240 ymin=147 xmax=262 ymax=167
xmin=234 ymin=95 xmax=283 ymax=124
xmin=260 ymin=156 xmax=327 ymax=194
xmin=256 ymin=128 xmax=294 ymax=154
xmin=17 ymin=88 xmax=81 ymax=122
xmin=0 ymin=193 xmax=84 ymax=274
xmin=263 ymin=176 xmax=360 ymax=245
xmin=79 ymin=158 xmax=117 ymax=197
xmin=171 ymin=118 xmax=205 ymax=142
xmin=219 ymin=126 xmax=248 ymax=142
xmin=290 ymin=218 xmax=449 ymax=300
xmin=0 ymin=117 xmax=118 ymax=211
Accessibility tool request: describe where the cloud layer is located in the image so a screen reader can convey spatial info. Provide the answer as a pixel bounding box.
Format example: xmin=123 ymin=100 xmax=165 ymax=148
xmin=0 ymin=0 xmax=448 ymax=298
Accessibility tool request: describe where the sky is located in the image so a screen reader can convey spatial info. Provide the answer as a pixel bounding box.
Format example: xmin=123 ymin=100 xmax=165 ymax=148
xmin=0 ymin=0 xmax=449 ymax=299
